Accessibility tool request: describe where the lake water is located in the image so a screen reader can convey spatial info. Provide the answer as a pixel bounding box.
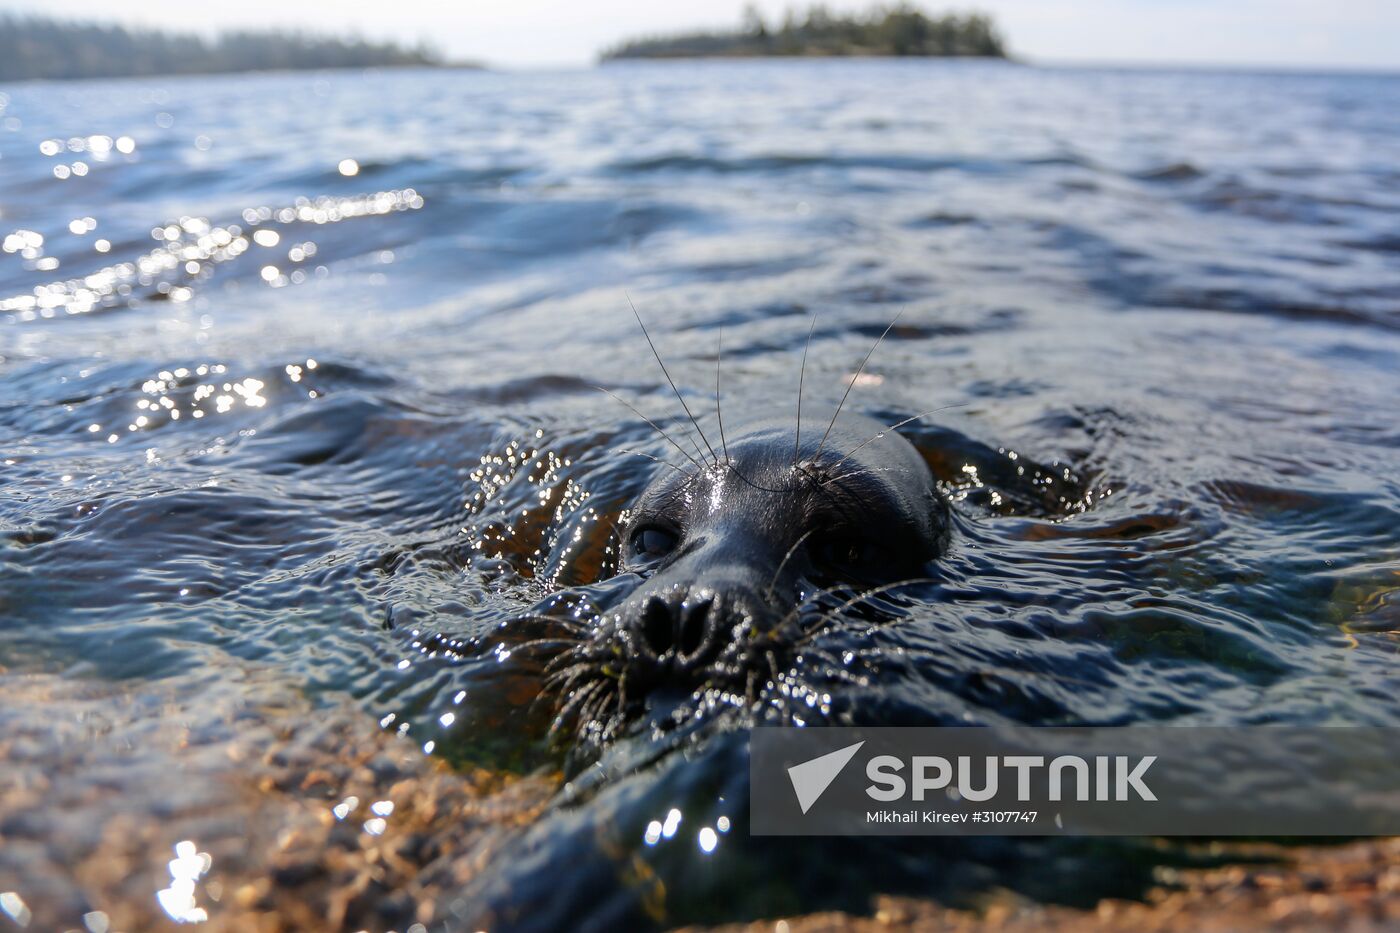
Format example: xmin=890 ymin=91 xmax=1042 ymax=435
xmin=2 ymin=61 xmax=1399 ymax=930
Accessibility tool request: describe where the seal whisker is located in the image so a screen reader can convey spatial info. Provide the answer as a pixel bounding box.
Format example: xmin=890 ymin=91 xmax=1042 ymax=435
xmin=594 ymin=386 xmax=703 ymax=471
xmin=821 ymin=467 xmax=881 ymax=486
xmin=543 ymin=408 xmax=951 ymax=746
xmin=815 ymin=308 xmax=905 ymax=458
xmin=765 ymin=528 xmax=817 ymax=603
xmin=627 ymin=292 xmax=719 ymax=466
xmin=803 ymin=577 xmax=935 ymax=635
xmin=551 ymin=678 xmax=607 ymax=733
xmin=825 ymin=403 xmax=971 ymax=478
xmin=509 ymin=636 xmax=580 ymax=655
xmin=715 ymin=330 xmax=730 ymax=464
xmin=820 ymin=468 xmax=918 ymax=507
xmin=796 ymin=576 xmax=938 ymax=645
xmin=794 ymin=315 xmax=817 ymax=466
xmin=556 ymin=678 xmax=606 ymax=720
xmin=767 ymin=578 xmax=838 ymax=636
xmin=617 ymin=448 xmax=692 ymax=480
xmin=544 ymin=665 xmax=587 ymax=697
xmin=543 ymin=658 xmax=589 ymax=683
xmin=510 ymin=613 xmax=590 ymax=632
xmin=579 ymin=680 xmax=613 ymax=722
xmin=593 ymin=513 xmax=629 ymax=573
xmin=542 ymin=645 xmax=591 ymax=674
xmin=725 ymin=460 xmax=793 ymax=494
xmin=621 ymin=673 xmax=636 ymax=712
xmin=551 ymin=660 xmax=603 ymax=694
xmin=792 ymin=646 xmax=865 ymax=686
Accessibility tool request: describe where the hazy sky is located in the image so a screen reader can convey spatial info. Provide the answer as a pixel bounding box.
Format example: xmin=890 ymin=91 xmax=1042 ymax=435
xmin=4 ymin=0 xmax=1398 ymax=70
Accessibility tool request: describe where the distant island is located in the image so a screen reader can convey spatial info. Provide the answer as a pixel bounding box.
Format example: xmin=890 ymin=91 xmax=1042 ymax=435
xmin=0 ymin=15 xmax=450 ymax=82
xmin=601 ymin=3 xmax=1008 ymax=61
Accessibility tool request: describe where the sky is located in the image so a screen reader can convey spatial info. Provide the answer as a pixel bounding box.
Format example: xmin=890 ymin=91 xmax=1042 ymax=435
xmin=3 ymin=0 xmax=1398 ymax=71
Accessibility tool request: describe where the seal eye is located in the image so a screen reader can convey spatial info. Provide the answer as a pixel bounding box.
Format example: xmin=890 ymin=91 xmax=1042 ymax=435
xmin=812 ymin=533 xmax=884 ymax=579
xmin=631 ymin=526 xmax=677 ymax=560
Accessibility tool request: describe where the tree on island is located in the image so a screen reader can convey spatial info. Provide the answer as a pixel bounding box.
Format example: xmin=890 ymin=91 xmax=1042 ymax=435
xmin=0 ymin=15 xmax=444 ymax=82
xmin=601 ymin=3 xmax=1008 ymax=60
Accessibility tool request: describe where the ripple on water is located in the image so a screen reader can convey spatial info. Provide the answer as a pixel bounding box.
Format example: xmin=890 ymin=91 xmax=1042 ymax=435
xmin=2 ymin=63 xmax=1399 ymax=929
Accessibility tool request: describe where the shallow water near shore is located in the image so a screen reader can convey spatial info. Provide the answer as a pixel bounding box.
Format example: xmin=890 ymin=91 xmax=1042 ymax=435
xmin=2 ymin=60 xmax=1399 ymax=929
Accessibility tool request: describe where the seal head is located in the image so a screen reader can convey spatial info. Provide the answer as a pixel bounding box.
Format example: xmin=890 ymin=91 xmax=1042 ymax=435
xmin=557 ymin=414 xmax=950 ymax=733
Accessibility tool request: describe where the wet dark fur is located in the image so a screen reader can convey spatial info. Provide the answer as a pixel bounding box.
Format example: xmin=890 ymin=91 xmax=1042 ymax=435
xmin=547 ymin=415 xmax=949 ymax=743
xmin=514 ymin=310 xmax=954 ymax=748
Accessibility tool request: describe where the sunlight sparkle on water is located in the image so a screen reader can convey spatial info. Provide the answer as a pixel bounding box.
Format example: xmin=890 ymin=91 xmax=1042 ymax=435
xmin=2 ymin=189 xmax=422 ymax=319
xmin=155 ymin=840 xmax=211 ymax=924
xmin=0 ymin=892 xmax=31 ymax=928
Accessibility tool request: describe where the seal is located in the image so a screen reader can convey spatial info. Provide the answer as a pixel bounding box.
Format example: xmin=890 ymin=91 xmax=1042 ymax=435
xmin=546 ymin=412 xmax=951 ymax=738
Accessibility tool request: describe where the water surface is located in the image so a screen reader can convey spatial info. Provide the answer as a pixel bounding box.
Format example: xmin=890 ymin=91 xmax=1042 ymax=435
xmin=2 ymin=61 xmax=1399 ymax=929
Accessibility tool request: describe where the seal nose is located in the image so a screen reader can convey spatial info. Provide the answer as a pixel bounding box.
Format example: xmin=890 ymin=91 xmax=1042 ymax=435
xmin=638 ymin=593 xmax=716 ymax=667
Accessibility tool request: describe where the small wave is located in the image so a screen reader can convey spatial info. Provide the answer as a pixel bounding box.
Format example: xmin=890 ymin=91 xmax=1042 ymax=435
xmin=605 ymin=151 xmax=1096 ymax=176
xmin=1132 ymin=161 xmax=1206 ymax=182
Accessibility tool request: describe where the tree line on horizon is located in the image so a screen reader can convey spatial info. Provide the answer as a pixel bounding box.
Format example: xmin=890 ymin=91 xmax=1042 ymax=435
xmin=602 ymin=3 xmax=1008 ymax=61
xmin=0 ymin=15 xmax=443 ymax=82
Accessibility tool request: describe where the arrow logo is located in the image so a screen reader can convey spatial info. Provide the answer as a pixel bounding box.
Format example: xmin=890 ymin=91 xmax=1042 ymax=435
xmin=787 ymin=740 xmax=865 ymax=814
